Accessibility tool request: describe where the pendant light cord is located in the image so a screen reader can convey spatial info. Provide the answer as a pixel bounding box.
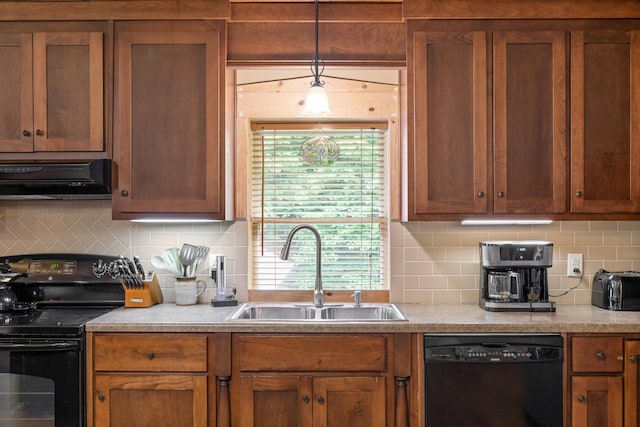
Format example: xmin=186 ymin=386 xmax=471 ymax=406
xmin=311 ymin=0 xmax=324 ymax=87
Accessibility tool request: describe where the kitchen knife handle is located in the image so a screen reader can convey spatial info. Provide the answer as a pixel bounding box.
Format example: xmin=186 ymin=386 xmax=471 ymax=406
xmin=134 ymin=256 xmax=145 ymax=279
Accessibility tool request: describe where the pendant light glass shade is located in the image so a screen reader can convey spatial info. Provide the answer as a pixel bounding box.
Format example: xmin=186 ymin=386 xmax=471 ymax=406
xmin=302 ymin=0 xmax=332 ymax=116
xmin=302 ymin=84 xmax=332 ymax=115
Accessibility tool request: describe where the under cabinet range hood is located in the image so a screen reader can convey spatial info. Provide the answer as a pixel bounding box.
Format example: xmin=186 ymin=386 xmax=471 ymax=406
xmin=0 ymin=159 xmax=112 ymax=200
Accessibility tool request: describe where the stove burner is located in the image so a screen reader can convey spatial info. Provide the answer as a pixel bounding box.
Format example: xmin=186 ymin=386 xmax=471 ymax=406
xmin=0 ymin=305 xmax=41 ymax=326
xmin=9 ymin=301 xmax=38 ymax=312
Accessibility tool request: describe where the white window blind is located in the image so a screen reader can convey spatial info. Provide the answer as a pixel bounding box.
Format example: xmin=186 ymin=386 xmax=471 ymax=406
xmin=251 ymin=122 xmax=387 ymax=291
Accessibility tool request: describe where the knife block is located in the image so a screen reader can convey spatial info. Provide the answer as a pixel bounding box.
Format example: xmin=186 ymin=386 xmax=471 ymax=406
xmin=122 ymin=273 xmax=164 ymax=308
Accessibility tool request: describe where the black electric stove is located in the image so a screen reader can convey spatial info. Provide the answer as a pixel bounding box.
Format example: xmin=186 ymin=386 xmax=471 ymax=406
xmin=0 ymin=253 xmax=126 ymax=337
xmin=0 ymin=253 xmax=127 ymax=427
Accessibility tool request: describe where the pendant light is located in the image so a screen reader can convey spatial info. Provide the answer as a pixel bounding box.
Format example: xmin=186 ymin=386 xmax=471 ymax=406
xmin=302 ymin=0 xmax=332 ymax=115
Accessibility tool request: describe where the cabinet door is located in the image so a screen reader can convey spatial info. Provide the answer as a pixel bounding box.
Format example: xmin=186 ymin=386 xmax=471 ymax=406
xmin=237 ymin=375 xmax=313 ymax=427
xmin=409 ymin=31 xmax=488 ymax=216
xmin=571 ymin=30 xmax=640 ymax=213
xmin=313 ymin=376 xmax=386 ymax=427
xmin=113 ymin=23 xmax=224 ymax=219
xmin=625 ymin=340 xmax=640 ymax=427
xmin=493 ymin=31 xmax=567 ymax=213
xmin=0 ymin=33 xmax=33 ymax=152
xmin=571 ymin=376 xmax=623 ymax=427
xmin=32 ymin=32 xmax=103 ymax=152
xmin=93 ymin=374 xmax=207 ymax=427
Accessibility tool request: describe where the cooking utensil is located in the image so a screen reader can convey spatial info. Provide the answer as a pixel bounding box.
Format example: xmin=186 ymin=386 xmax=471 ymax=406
xmin=151 ymin=255 xmax=181 ymax=276
xmin=195 ymin=245 xmax=210 ymax=262
xmin=191 ymin=246 xmax=209 ymax=274
xmin=179 ymin=244 xmax=198 ymax=277
xmin=162 ymin=248 xmax=182 ymax=274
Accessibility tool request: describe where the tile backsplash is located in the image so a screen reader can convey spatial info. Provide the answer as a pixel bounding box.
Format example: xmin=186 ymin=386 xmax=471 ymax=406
xmin=2 ymin=200 xmax=639 ymax=305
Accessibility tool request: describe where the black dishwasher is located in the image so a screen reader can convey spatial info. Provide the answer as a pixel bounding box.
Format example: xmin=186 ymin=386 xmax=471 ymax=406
xmin=424 ymin=334 xmax=563 ymax=427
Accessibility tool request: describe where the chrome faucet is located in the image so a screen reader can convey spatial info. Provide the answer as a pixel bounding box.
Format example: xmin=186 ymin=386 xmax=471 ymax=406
xmin=280 ymin=224 xmax=324 ymax=307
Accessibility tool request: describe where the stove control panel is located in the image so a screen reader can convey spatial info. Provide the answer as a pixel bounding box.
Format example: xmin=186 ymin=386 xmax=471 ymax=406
xmin=28 ymin=260 xmax=77 ymax=275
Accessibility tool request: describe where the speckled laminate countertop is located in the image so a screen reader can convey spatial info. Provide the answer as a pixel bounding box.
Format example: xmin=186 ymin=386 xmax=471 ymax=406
xmin=85 ymin=303 xmax=640 ymax=334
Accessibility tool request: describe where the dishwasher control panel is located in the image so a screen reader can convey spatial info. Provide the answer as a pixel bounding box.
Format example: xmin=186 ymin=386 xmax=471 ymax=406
xmin=424 ymin=335 xmax=564 ymax=363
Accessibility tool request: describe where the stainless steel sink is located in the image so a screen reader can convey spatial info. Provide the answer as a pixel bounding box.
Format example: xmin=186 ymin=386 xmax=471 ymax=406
xmin=226 ymin=303 xmax=409 ymax=322
xmin=320 ymin=305 xmax=407 ymax=321
xmin=228 ymin=305 xmax=318 ymax=320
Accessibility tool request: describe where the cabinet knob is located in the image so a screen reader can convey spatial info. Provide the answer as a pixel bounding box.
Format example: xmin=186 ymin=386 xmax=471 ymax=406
xmin=577 ymin=395 xmax=585 ymax=403
xmin=35 ymin=129 xmax=43 ymax=136
xmin=121 ymin=190 xmax=129 ymax=197
xmin=146 ymin=352 xmax=154 ymax=360
xmin=22 ymin=130 xmax=30 ymax=137
xmin=317 ymin=396 xmax=325 ymax=404
xmin=302 ymin=395 xmax=310 ymax=403
xmin=576 ymin=190 xmax=582 ymax=198
xmin=497 ymin=191 xmax=504 ymax=199
xmin=596 ymin=351 xmax=605 ymax=360
xmin=477 ymin=191 xmax=484 ymax=198
xmin=631 ymin=355 xmax=638 ymax=363
xmin=98 ymin=394 xmax=105 ymax=402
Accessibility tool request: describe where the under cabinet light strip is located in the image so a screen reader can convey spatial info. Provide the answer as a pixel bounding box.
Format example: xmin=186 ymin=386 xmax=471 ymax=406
xmin=130 ymin=219 xmax=220 ymax=223
xmin=461 ymin=219 xmax=553 ymax=226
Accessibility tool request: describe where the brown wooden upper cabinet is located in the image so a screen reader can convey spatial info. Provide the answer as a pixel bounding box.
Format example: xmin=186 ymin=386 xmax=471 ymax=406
xmin=409 ymin=31 xmax=488 ymax=216
xmin=493 ymin=31 xmax=567 ymax=214
xmin=112 ymin=21 xmax=225 ymax=220
xmin=408 ymin=28 xmax=567 ymax=219
xmin=0 ymin=31 xmax=103 ymax=154
xmin=570 ymin=30 xmax=640 ymax=213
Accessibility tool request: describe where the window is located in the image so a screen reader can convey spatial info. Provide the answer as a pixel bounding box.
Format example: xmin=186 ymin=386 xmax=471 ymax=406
xmin=250 ymin=122 xmax=388 ymax=291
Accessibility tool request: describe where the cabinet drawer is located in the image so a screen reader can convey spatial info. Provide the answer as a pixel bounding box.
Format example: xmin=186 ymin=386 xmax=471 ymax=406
xmin=235 ymin=334 xmax=387 ymax=372
xmin=93 ymin=333 xmax=207 ymax=372
xmin=571 ymin=336 xmax=623 ymax=373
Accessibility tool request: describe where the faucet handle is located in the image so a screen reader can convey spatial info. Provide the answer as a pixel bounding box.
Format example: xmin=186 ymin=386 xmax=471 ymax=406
xmin=351 ymin=290 xmax=362 ymax=307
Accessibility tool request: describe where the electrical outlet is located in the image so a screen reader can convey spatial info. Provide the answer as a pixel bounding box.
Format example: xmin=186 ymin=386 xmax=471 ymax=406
xmin=567 ymin=253 xmax=583 ymax=277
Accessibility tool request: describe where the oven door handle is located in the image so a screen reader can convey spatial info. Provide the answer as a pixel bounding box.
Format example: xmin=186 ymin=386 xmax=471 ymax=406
xmin=0 ymin=341 xmax=80 ymax=351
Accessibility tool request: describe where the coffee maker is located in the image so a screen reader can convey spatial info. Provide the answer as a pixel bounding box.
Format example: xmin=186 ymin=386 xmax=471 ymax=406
xmin=479 ymin=241 xmax=556 ymax=312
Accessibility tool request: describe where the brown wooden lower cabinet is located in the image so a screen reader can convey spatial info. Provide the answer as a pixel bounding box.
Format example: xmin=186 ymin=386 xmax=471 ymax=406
xmin=625 ymin=340 xmax=640 ymax=427
xmin=568 ymin=334 xmax=640 ymax=427
xmin=237 ymin=374 xmax=385 ymax=427
xmin=87 ymin=332 xmax=216 ymax=427
xmin=87 ymin=331 xmax=413 ymax=426
xmin=93 ymin=374 xmax=208 ymax=427
xmin=231 ymin=333 xmax=409 ymax=427
xmin=571 ymin=376 xmax=623 ymax=427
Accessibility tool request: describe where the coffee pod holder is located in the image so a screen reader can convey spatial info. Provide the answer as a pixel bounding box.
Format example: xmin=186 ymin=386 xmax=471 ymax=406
xmin=121 ymin=273 xmax=164 ymax=308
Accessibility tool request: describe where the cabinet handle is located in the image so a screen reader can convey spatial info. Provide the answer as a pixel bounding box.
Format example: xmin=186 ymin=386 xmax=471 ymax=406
xmin=497 ymin=192 xmax=504 ymax=199
xmin=35 ymin=129 xmax=43 ymax=136
xmin=317 ymin=396 xmax=325 ymax=404
xmin=575 ymin=190 xmax=582 ymax=198
xmin=477 ymin=191 xmax=484 ymax=198
xmin=596 ymin=351 xmax=605 ymax=360
xmin=121 ymin=190 xmax=129 ymax=197
xmin=22 ymin=130 xmax=30 ymax=137
xmin=146 ymin=352 xmax=154 ymax=360
xmin=302 ymin=395 xmax=310 ymax=404
xmin=98 ymin=394 xmax=105 ymax=402
xmin=631 ymin=355 xmax=638 ymax=363
xmin=577 ymin=395 xmax=585 ymax=403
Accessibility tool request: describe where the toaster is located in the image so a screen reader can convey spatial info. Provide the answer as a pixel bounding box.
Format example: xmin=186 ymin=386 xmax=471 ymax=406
xmin=591 ymin=269 xmax=640 ymax=311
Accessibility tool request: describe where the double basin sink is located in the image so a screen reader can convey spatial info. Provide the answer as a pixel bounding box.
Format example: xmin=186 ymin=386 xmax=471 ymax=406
xmin=227 ymin=302 xmax=408 ymax=322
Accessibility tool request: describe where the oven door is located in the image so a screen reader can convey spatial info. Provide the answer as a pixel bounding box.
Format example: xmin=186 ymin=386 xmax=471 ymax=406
xmin=0 ymin=338 xmax=83 ymax=427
